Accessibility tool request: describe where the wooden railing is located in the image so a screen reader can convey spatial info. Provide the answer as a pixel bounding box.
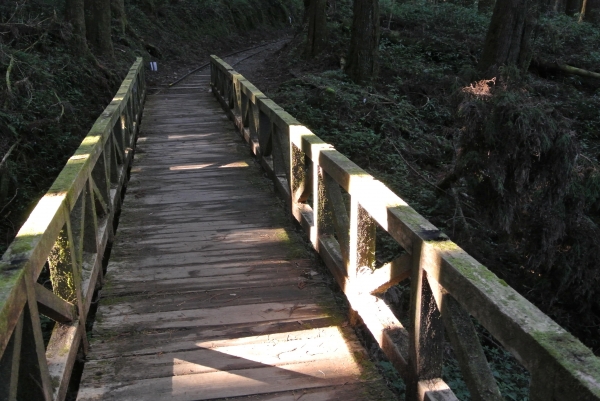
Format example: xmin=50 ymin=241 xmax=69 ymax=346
xmin=210 ymin=55 xmax=600 ymax=401
xmin=0 ymin=58 xmax=145 ymax=401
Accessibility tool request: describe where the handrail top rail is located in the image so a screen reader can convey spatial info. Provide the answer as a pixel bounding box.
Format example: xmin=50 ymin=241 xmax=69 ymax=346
xmin=0 ymin=57 xmax=144 ymax=357
xmin=210 ymin=54 xmax=600 ymax=398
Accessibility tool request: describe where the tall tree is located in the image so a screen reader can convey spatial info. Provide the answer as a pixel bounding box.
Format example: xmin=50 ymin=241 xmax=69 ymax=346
xmin=111 ymin=0 xmax=127 ymax=36
xmin=478 ymin=0 xmax=538 ymax=72
xmin=65 ymin=0 xmax=88 ymax=54
xmin=305 ymin=0 xmax=327 ymax=57
xmin=85 ymin=0 xmax=114 ymax=57
xmin=586 ymin=0 xmax=600 ymax=22
xmin=541 ymin=0 xmax=566 ymax=12
xmin=345 ymin=0 xmax=380 ymax=84
xmin=566 ymin=0 xmax=581 ymax=14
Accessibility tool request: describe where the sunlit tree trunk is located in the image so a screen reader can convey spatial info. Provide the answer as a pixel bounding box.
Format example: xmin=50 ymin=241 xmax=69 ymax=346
xmin=111 ymin=0 xmax=127 ymax=36
xmin=65 ymin=0 xmax=88 ymax=54
xmin=478 ymin=0 xmax=537 ymax=73
xmin=85 ymin=0 xmax=114 ymax=57
xmin=305 ymin=0 xmax=327 ymax=57
xmin=345 ymin=0 xmax=380 ymax=84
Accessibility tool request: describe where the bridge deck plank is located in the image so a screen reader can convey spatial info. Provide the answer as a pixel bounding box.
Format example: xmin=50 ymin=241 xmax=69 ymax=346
xmin=76 ymin=75 xmax=394 ymax=401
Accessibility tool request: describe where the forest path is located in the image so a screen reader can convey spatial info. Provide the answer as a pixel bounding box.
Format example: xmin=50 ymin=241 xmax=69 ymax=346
xmin=75 ymin=62 xmax=395 ymax=400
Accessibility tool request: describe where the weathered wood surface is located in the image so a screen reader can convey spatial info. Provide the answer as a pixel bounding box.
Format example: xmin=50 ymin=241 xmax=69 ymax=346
xmin=0 ymin=58 xmax=144 ymax=401
xmin=211 ymin=55 xmax=600 ymax=401
xmin=77 ymin=74 xmax=395 ymax=401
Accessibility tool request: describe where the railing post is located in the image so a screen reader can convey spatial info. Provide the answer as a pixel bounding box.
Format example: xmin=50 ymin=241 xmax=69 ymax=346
xmin=406 ymin=241 xmax=446 ymax=401
xmin=0 ymin=312 xmax=23 ymax=400
xmin=348 ymin=198 xmax=375 ymax=278
xmin=258 ymin=110 xmax=272 ymax=156
xmin=21 ymin=279 xmax=53 ymax=401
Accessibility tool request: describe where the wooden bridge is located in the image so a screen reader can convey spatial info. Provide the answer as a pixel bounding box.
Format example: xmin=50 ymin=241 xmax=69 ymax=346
xmin=1 ymin=56 xmax=599 ymax=401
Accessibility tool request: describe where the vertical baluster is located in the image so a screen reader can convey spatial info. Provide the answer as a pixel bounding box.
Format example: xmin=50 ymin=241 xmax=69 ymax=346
xmin=18 ymin=279 xmax=53 ymax=401
xmin=83 ymin=179 xmax=99 ymax=252
xmin=133 ymin=77 xmax=140 ymax=116
xmin=406 ymin=241 xmax=445 ymax=401
xmin=258 ymin=109 xmax=272 ymax=157
xmin=107 ymin=135 xmax=118 ymax=185
xmin=69 ymin=190 xmax=85 ymax=270
xmin=124 ymin=101 xmax=131 ymax=146
xmin=290 ymin=144 xmax=309 ymax=204
xmin=271 ymin=125 xmax=288 ymax=179
xmin=48 ymin=219 xmax=80 ymax=306
xmin=249 ymin=102 xmax=259 ymax=144
xmin=48 ymin=207 xmax=88 ymax=356
xmin=323 ymin=173 xmax=349 ymax=263
xmin=315 ymin=167 xmax=334 ymax=241
xmin=0 ymin=312 xmax=23 ymax=401
xmin=91 ymin=147 xmax=110 ymax=206
xmin=348 ymin=198 xmax=375 ymax=278
xmin=233 ymin=76 xmax=242 ymax=120
xmin=529 ymin=365 xmax=556 ymax=401
xmin=228 ymin=78 xmax=233 ymax=110
xmin=241 ymin=92 xmax=250 ymax=135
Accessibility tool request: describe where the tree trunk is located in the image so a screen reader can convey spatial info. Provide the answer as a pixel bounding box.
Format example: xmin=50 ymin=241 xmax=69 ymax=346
xmin=345 ymin=0 xmax=380 ymax=84
xmin=65 ymin=0 xmax=88 ymax=54
xmin=85 ymin=0 xmax=114 ymax=57
xmin=587 ymin=0 xmax=600 ymax=22
xmin=478 ymin=0 xmax=496 ymax=13
xmin=111 ymin=0 xmax=127 ymax=36
xmin=478 ymin=0 xmax=537 ymax=73
xmin=566 ymin=0 xmax=581 ymax=14
xmin=541 ymin=0 xmax=567 ymax=12
xmin=305 ymin=0 xmax=327 ymax=57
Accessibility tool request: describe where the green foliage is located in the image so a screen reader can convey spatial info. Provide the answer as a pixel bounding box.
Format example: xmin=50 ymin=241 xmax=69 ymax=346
xmin=0 ymin=0 xmax=301 ymax=256
xmin=442 ymin=344 xmax=530 ymax=400
xmin=273 ymin=0 xmax=600 ymax=357
xmin=126 ymin=0 xmax=300 ymax=57
xmin=535 ymin=13 xmax=600 ymax=71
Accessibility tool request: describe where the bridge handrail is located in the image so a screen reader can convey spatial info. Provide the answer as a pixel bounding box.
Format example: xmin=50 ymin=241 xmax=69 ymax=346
xmin=0 ymin=58 xmax=146 ymax=400
xmin=210 ymin=55 xmax=600 ymax=401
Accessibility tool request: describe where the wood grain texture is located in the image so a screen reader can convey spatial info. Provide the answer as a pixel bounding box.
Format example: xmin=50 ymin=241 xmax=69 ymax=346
xmin=77 ymin=74 xmax=395 ymax=401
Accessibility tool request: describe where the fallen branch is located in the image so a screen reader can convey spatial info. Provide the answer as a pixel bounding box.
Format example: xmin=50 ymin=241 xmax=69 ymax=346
xmin=52 ymin=90 xmax=64 ymax=121
xmin=557 ymin=63 xmax=600 ymax=80
xmin=0 ymin=188 xmax=18 ymax=216
xmin=5 ymin=56 xmax=15 ymax=99
xmin=0 ymin=140 xmax=20 ymax=171
xmin=531 ymin=59 xmax=600 ymax=80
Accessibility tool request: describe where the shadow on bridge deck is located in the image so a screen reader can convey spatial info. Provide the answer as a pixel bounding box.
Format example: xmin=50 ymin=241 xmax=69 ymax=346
xmin=76 ymin=73 xmax=395 ymax=401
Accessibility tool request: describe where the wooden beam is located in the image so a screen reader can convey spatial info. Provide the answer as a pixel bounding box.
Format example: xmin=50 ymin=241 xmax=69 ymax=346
xmin=46 ymin=321 xmax=81 ymax=401
xmin=406 ymin=241 xmax=445 ymax=401
xmin=360 ymin=253 xmax=412 ymax=295
xmin=418 ymin=379 xmax=459 ymax=401
xmin=0 ymin=311 xmax=22 ymax=401
xmin=20 ymin=279 xmax=53 ymax=401
xmin=323 ymin=172 xmax=350 ymax=262
xmin=442 ymin=295 xmax=502 ymax=401
xmin=34 ymin=283 xmax=76 ymax=323
xmin=319 ymin=149 xmax=372 ymax=194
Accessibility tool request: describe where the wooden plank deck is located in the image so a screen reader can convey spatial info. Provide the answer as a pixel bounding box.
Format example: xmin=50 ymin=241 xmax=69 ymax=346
xmin=76 ymin=72 xmax=396 ymax=401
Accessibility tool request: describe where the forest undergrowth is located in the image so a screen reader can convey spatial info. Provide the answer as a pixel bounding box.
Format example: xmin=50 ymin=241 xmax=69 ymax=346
xmin=257 ymin=1 xmax=600 ymax=398
xmin=0 ymin=0 xmax=299 ymax=257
